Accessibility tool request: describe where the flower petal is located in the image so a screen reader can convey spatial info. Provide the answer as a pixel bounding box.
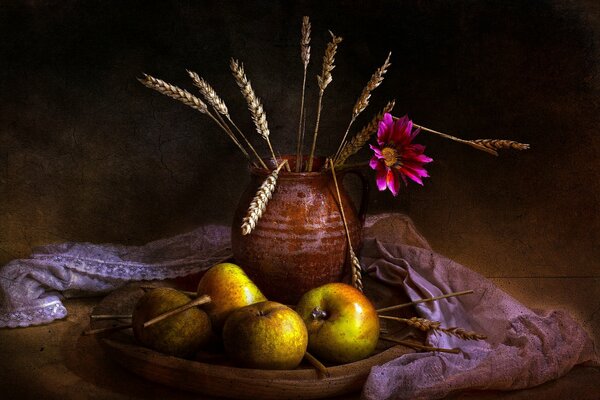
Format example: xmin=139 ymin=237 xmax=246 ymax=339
xmin=400 ymin=167 xmax=424 ymax=185
xmin=387 ymin=168 xmax=400 ymax=196
xmin=377 ymin=113 xmax=394 ymax=145
xmin=375 ymin=165 xmax=388 ymax=191
xmin=369 ymin=144 xmax=383 ymax=158
xmin=369 ymin=156 xmax=381 ymax=170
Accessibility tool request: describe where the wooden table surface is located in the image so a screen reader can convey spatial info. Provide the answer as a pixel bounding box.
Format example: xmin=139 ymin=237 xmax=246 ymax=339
xmin=0 ymin=296 xmax=598 ymax=400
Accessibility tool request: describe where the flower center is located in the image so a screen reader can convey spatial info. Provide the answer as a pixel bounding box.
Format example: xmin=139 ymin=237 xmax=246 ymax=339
xmin=382 ymin=147 xmax=400 ymax=167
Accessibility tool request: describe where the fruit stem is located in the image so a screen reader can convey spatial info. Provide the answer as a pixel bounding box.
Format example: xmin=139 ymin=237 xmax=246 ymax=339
xmin=304 ymin=351 xmax=330 ymax=378
xmin=310 ymin=307 xmax=328 ymax=320
xmin=143 ymin=294 xmax=212 ymax=328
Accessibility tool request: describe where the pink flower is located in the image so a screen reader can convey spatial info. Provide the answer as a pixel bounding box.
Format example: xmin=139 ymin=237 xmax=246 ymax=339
xmin=369 ymin=113 xmax=432 ymax=196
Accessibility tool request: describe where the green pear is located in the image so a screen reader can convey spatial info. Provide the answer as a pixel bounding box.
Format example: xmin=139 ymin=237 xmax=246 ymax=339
xmin=196 ymin=262 xmax=267 ymax=330
xmin=132 ymin=287 xmax=212 ymax=357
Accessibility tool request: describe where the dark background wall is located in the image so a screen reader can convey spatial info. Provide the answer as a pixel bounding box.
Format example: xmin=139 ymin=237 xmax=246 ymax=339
xmin=0 ymin=0 xmax=598 ymax=327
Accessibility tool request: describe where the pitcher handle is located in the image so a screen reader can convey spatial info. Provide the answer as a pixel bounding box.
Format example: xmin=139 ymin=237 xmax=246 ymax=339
xmin=342 ymin=169 xmax=370 ymax=228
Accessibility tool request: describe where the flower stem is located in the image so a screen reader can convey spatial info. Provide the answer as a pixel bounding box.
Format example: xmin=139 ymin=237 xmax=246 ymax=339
xmin=296 ymin=69 xmax=308 ymax=172
xmin=376 ymin=290 xmax=474 ymax=313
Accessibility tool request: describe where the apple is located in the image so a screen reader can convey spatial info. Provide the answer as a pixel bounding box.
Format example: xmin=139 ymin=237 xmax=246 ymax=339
xmin=296 ymin=282 xmax=380 ymax=364
xmin=196 ymin=262 xmax=267 ymax=330
xmin=222 ymin=301 xmax=308 ymax=370
xmin=132 ymin=287 xmax=212 ymax=357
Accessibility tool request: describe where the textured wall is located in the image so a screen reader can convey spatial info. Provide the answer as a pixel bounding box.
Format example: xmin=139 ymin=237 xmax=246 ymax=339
xmin=0 ymin=0 xmax=598 ymax=295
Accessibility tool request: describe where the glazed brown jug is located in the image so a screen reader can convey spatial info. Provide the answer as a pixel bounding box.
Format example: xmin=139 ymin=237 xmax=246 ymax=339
xmin=231 ymin=156 xmax=368 ymax=304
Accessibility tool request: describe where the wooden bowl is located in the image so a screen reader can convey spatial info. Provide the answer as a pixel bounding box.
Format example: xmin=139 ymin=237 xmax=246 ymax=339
xmin=92 ymin=282 xmax=419 ymax=399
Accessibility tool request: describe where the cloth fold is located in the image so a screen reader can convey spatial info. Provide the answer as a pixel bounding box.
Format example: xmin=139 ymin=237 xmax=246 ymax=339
xmin=0 ymin=213 xmax=596 ymax=399
xmin=361 ymin=238 xmax=597 ymax=399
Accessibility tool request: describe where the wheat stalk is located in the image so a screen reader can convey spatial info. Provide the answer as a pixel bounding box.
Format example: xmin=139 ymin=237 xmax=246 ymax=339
xmin=470 ymin=139 xmax=531 ymax=152
xmin=241 ymin=160 xmax=288 ymax=235
xmin=405 ymin=118 xmax=531 ymax=156
xmin=333 ymin=100 xmax=395 ymax=167
xmin=139 ymin=74 xmax=254 ymax=163
xmin=296 ymin=16 xmax=312 ymax=172
xmin=187 ymin=70 xmax=268 ymax=169
xmin=333 ymin=52 xmax=392 ymax=163
xmin=306 ymin=31 xmax=343 ymax=171
xmin=329 ymin=159 xmax=363 ymax=291
xmin=379 ymin=315 xmax=487 ymax=341
xmin=230 ymin=58 xmax=281 ymax=168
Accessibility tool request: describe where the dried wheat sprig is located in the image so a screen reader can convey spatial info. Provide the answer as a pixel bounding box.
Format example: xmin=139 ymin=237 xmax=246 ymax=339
xmin=139 ymin=74 xmax=208 ymax=113
xmin=333 ymin=52 xmax=392 ymax=163
xmin=470 ymin=139 xmax=531 ymax=152
xmin=376 ymin=290 xmax=474 ymax=313
xmin=379 ymin=336 xmax=460 ymax=354
xmin=329 ymin=160 xmax=363 ymax=291
xmin=404 ymin=118 xmax=531 ymax=156
xmin=380 ymin=315 xmax=442 ymax=331
xmin=230 ymin=58 xmax=283 ymax=170
xmin=139 ymin=74 xmax=255 ymax=163
xmin=241 ymin=160 xmax=288 ymax=235
xmin=437 ymin=327 xmax=487 ymax=341
xmin=187 ymin=70 xmax=267 ymax=169
xmin=379 ymin=315 xmax=487 ymax=341
xmin=296 ymin=16 xmax=312 ymax=172
xmin=333 ymin=100 xmax=396 ymax=167
xmin=306 ymin=31 xmax=343 ymax=172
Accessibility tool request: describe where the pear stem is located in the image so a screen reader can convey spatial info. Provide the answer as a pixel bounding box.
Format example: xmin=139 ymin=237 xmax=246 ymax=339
xmin=304 ymin=351 xmax=330 ymax=378
xmin=82 ymin=324 xmax=132 ymax=336
xmin=380 ymin=336 xmax=460 ymax=354
xmin=376 ymin=290 xmax=474 ymax=314
xmin=143 ymin=295 xmax=211 ymax=328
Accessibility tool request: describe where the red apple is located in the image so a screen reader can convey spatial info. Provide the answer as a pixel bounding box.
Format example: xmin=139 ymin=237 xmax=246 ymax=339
xmin=296 ymin=282 xmax=380 ymax=364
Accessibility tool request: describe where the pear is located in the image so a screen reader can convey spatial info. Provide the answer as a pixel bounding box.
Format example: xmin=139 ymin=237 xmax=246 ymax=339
xmin=197 ymin=262 xmax=267 ymax=330
xmin=132 ymin=287 xmax=211 ymax=357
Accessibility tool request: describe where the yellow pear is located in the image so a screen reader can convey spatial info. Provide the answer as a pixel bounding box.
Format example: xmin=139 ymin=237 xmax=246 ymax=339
xmin=196 ymin=262 xmax=267 ymax=330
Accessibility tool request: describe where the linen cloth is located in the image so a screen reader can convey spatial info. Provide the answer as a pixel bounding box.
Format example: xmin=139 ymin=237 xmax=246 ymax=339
xmin=0 ymin=214 xmax=596 ymax=399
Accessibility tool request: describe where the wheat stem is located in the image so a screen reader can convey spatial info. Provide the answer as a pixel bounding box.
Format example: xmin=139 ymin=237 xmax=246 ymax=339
xmin=333 ymin=52 xmax=391 ymax=162
xmin=376 ymin=290 xmax=474 ymax=313
xmin=380 ymin=336 xmax=460 ymax=354
xmin=329 ymin=160 xmax=363 ymax=291
xmin=296 ymin=16 xmax=311 ymax=172
xmin=241 ymin=160 xmax=288 ymax=235
xmin=306 ymin=31 xmax=342 ymax=172
xmin=139 ymin=74 xmax=253 ymax=162
xmin=399 ymin=117 xmax=529 ymax=156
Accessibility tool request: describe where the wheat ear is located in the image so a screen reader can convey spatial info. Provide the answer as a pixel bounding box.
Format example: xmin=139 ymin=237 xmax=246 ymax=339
xmin=329 ymin=159 xmax=363 ymax=291
xmin=469 ymin=139 xmax=531 ymax=152
xmin=306 ymin=31 xmax=343 ymax=172
xmin=230 ymin=59 xmax=285 ymax=170
xmin=400 ymin=118 xmax=531 ymax=156
xmin=187 ymin=70 xmax=267 ymax=169
xmin=333 ymin=52 xmax=392 ymax=163
xmin=295 ymin=16 xmax=312 ymax=172
xmin=379 ymin=315 xmax=487 ymax=341
xmin=139 ymin=74 xmax=254 ymax=162
xmin=333 ymin=100 xmax=396 ymax=167
xmin=241 ymin=160 xmax=288 ymax=235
